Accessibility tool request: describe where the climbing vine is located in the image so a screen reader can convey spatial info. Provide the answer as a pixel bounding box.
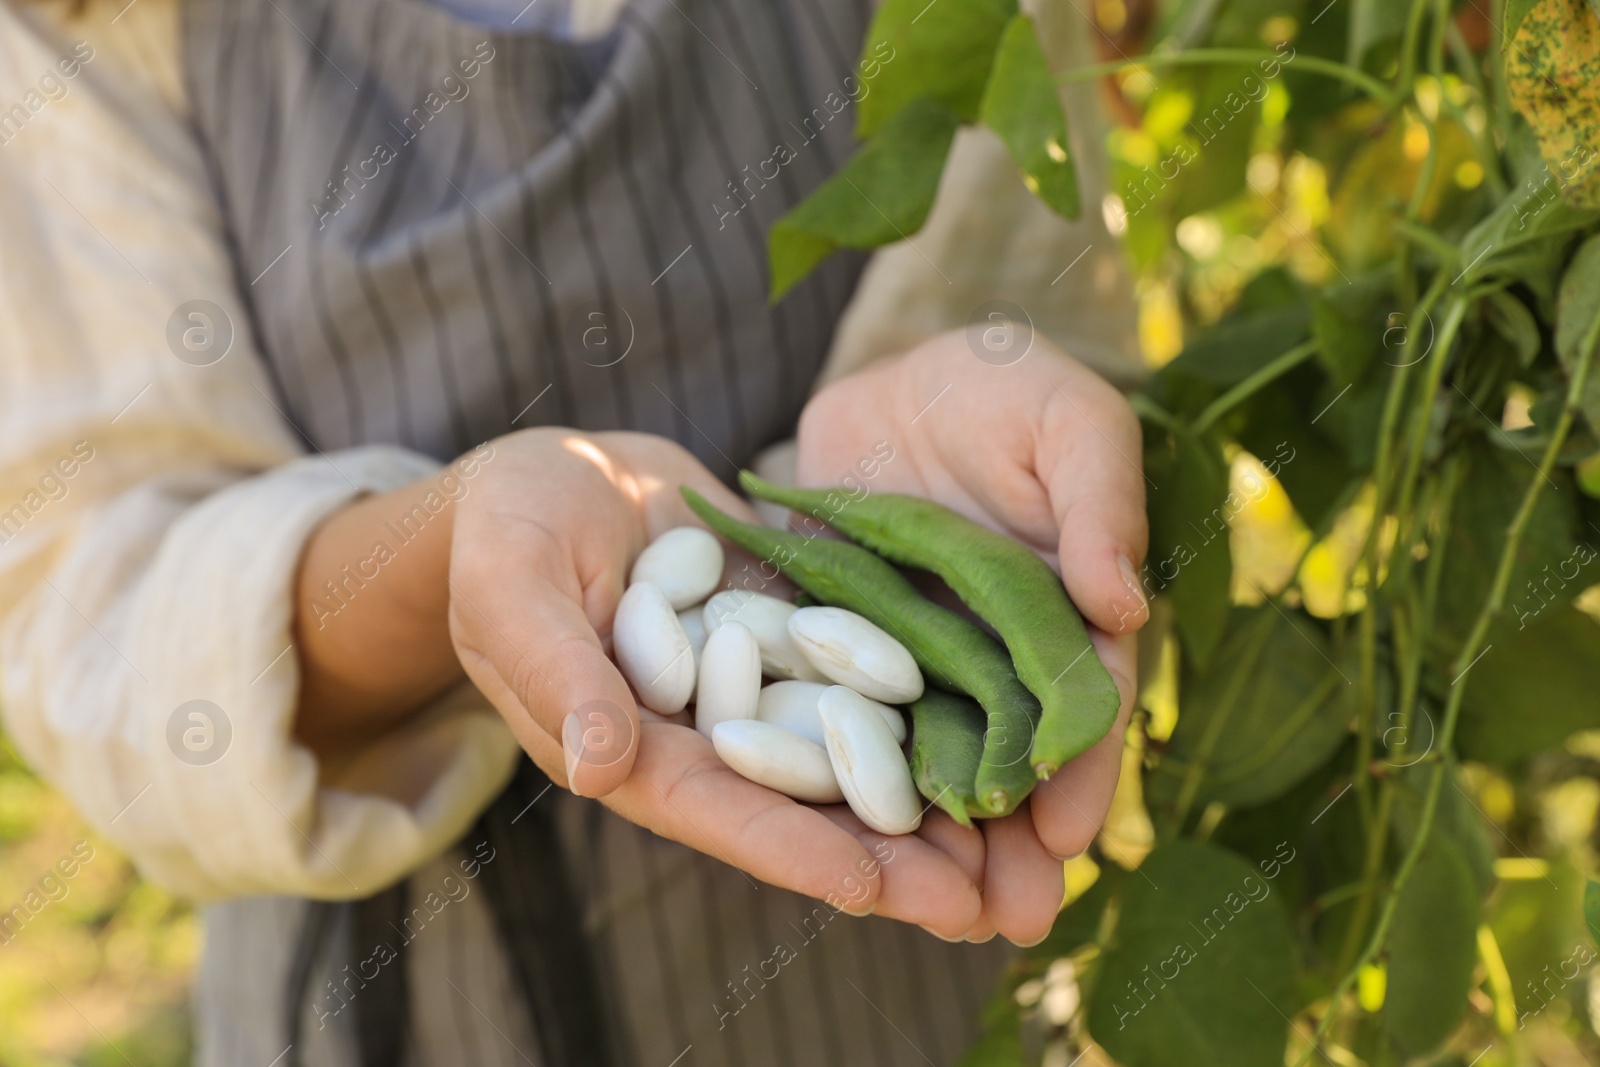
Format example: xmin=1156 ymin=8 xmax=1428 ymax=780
xmin=772 ymin=0 xmax=1600 ymax=1062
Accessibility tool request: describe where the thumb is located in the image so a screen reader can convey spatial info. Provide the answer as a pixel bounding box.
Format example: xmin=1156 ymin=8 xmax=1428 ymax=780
xmin=449 ymin=538 xmax=642 ymax=799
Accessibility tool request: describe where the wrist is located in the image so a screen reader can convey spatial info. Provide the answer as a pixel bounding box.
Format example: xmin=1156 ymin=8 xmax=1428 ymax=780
xmin=292 ymin=453 xmax=489 ymax=756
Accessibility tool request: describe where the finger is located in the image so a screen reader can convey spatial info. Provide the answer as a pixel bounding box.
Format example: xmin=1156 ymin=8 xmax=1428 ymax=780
xmin=913 ymin=812 xmax=988 ymax=941
xmin=963 ymin=913 xmax=998 ymax=943
xmin=1039 ymin=381 xmax=1150 ymax=636
xmin=914 ymin=810 xmax=987 ymax=890
xmin=982 ymin=806 xmax=1066 ymax=947
xmin=814 ymin=807 xmax=983 ymax=939
xmin=608 ymin=723 xmax=885 ymax=914
xmin=1031 ymin=629 xmax=1137 ymax=859
xmin=450 ymin=511 xmax=642 ymax=797
xmin=599 ymin=431 xmax=765 ymax=534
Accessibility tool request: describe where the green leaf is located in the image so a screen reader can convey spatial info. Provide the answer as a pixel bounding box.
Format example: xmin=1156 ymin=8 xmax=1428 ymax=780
xmin=767 ymin=99 xmax=960 ymax=301
xmin=1150 ymin=606 xmax=1350 ymax=810
xmin=1213 ymin=744 xmax=1354 ymax=922
xmin=1392 ymin=760 xmax=1497 ymax=899
xmin=1086 ymin=841 xmax=1296 ymax=1067
xmin=1556 ymin=232 xmax=1600 ymax=437
xmin=1456 ymin=172 xmax=1600 ymax=296
xmin=1486 ymin=289 xmax=1544 ymax=367
xmin=1160 ymin=303 xmax=1312 ymax=387
xmin=1143 ymin=425 xmax=1234 ymax=666
xmin=1312 ymin=293 xmax=1376 ymax=387
xmin=1586 ymin=880 xmax=1600 ymax=945
xmin=978 ymin=14 xmax=1080 ymax=219
xmin=1235 ymin=369 xmax=1364 ymax=531
xmin=855 ymin=0 xmax=1017 ymax=138
xmin=1310 ymin=769 xmax=1384 ymax=966
xmin=1456 ymin=606 xmax=1600 ymax=763
xmin=1235 ymin=267 xmax=1304 ymax=315
xmin=1317 ymin=376 xmax=1388 ymax=471
xmin=1385 ymin=838 xmax=1480 ymax=1056
xmin=1433 ymin=441 xmax=1580 ymax=659
xmin=1142 ymin=280 xmax=1311 ymax=420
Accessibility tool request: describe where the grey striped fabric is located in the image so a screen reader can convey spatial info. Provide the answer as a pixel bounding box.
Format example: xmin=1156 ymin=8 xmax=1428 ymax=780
xmin=180 ymin=0 xmax=1015 ymax=1063
xmin=198 ymin=798 xmax=1012 ymax=1067
xmin=183 ymin=0 xmax=870 ymax=467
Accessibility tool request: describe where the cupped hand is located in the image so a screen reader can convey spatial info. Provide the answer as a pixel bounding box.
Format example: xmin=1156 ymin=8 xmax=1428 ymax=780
xmin=793 ymin=328 xmax=1150 ymax=944
xmin=447 ymin=428 xmax=987 ymax=938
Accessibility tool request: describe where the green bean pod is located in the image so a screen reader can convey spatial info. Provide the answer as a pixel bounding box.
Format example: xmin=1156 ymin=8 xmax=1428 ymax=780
xmin=682 ymin=488 xmax=1038 ymax=815
xmin=908 ymin=690 xmax=987 ymax=827
xmin=738 ymin=472 xmax=1119 ymax=778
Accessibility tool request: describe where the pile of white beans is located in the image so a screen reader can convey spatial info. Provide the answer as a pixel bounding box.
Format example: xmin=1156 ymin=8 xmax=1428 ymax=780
xmin=613 ymin=526 xmax=927 ymax=835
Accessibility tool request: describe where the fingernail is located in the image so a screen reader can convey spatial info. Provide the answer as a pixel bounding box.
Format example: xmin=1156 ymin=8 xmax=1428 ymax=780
xmin=922 ymin=925 xmax=965 ymax=943
xmin=1010 ymin=932 xmax=1048 ymax=948
xmin=966 ymin=930 xmax=999 ymax=944
xmin=562 ymin=713 xmax=588 ymax=797
xmin=1117 ymin=553 xmax=1148 ymax=614
xmin=841 ymin=900 xmax=874 ymax=918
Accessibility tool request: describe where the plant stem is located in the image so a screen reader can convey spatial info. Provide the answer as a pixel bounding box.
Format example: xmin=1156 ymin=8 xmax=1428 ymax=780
xmin=1390 ymin=295 xmax=1470 ymax=555
xmin=1130 ymin=393 xmax=1179 ymax=430
xmin=1294 ymin=291 xmax=1600 ymax=1066
xmin=1057 ymin=50 xmax=1398 ymax=108
xmin=1334 ymin=781 xmax=1396 ymax=976
xmin=1313 ymin=880 xmax=1369 ymax=912
xmin=1192 ymin=340 xmax=1319 ymax=434
xmin=1348 ymin=273 xmax=1446 ymax=817
xmin=1343 ymin=240 xmax=1447 ymax=979
xmin=1394 ymin=0 xmax=1434 ymax=99
xmin=1393 ymin=220 xmax=1461 ymax=264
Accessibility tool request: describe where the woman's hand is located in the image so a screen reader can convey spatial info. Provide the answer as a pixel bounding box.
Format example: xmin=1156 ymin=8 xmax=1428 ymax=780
xmin=794 ymin=328 xmax=1150 ymax=944
xmin=294 ymin=428 xmax=992 ymax=938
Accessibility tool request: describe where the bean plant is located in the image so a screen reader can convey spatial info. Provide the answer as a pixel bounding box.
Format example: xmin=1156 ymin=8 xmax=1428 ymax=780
xmin=771 ymin=0 xmax=1600 ymax=1063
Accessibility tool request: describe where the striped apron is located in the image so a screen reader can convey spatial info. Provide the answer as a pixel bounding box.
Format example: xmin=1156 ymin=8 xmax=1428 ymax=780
xmin=178 ymin=0 xmax=1013 ymax=1063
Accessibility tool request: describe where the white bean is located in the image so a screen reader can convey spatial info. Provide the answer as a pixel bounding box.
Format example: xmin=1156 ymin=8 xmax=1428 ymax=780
xmin=678 ymin=607 xmax=709 ymax=668
xmin=612 ymin=582 xmax=696 ymax=714
xmin=757 ymin=680 xmax=906 ymax=746
xmin=787 ymin=606 xmax=925 ymax=704
xmin=702 ymin=590 xmax=827 ymax=683
xmin=876 ymin=702 xmax=908 ymax=745
xmin=712 ymin=720 xmax=844 ymax=804
xmin=630 ymin=527 xmax=724 ymax=610
xmin=819 ymin=686 xmax=922 ymax=835
xmin=695 ymin=622 xmax=762 ymax=740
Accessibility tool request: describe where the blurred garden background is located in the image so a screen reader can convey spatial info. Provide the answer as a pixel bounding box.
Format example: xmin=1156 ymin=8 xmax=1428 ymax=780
xmin=0 ymin=737 xmax=195 ymax=1064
